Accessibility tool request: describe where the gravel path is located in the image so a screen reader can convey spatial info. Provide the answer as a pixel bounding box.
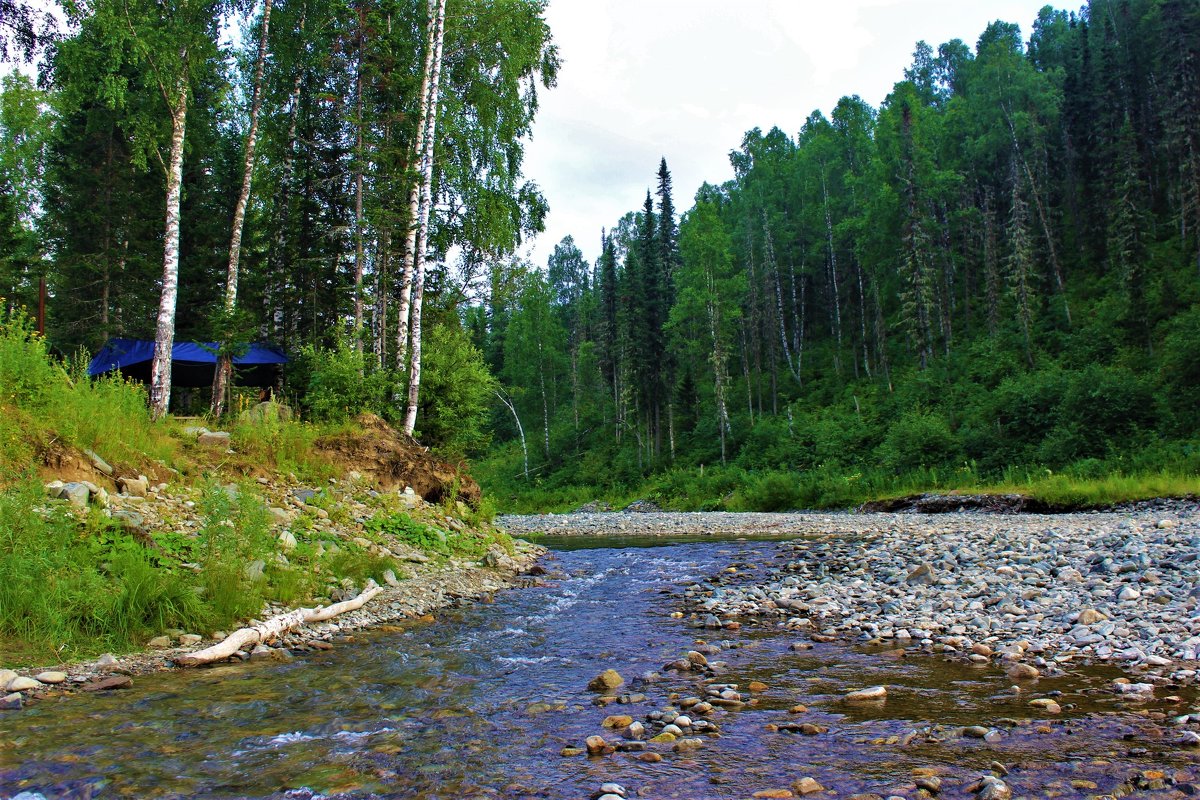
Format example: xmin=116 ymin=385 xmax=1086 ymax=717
xmin=502 ymin=506 xmax=1200 ymax=682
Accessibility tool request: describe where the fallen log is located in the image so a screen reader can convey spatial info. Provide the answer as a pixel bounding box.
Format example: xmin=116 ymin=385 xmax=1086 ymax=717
xmin=176 ymin=584 xmax=383 ymax=667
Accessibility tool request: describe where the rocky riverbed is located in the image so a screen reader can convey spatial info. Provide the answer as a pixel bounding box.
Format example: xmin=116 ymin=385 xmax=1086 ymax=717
xmin=506 ymin=506 xmax=1200 ymax=683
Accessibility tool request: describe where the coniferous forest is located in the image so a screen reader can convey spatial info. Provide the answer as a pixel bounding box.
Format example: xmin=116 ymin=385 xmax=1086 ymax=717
xmin=1 ymin=0 xmax=1199 ymax=511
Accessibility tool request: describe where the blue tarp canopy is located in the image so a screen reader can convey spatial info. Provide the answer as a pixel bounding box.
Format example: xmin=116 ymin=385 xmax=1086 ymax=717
xmin=88 ymin=338 xmax=288 ymax=388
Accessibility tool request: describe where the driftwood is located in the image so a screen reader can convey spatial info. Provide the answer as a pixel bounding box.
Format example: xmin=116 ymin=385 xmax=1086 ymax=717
xmin=176 ymin=584 xmax=383 ymax=667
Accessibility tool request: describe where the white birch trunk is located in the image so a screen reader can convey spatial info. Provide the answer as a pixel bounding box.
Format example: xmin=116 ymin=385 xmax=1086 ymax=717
xmin=176 ymin=585 xmax=381 ymax=667
xmin=212 ymin=0 xmax=273 ymax=417
xmin=150 ymin=73 xmax=189 ymax=421
xmin=352 ymin=4 xmax=366 ymax=350
xmin=402 ymin=0 xmax=446 ymax=436
xmin=395 ymin=0 xmax=438 ymax=369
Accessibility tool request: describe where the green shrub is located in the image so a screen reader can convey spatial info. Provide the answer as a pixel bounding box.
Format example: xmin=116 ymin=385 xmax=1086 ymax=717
xmin=876 ymin=408 xmax=962 ymax=473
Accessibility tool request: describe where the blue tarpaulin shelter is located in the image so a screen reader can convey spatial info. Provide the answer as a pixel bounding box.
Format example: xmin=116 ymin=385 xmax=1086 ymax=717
xmin=88 ymin=338 xmax=288 ymax=388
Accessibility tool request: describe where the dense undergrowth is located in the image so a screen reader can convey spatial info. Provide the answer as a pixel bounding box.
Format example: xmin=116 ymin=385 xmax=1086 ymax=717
xmin=0 ymin=309 xmax=503 ymax=667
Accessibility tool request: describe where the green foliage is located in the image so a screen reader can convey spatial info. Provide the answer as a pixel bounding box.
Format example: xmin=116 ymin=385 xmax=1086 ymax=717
xmin=876 ymin=408 xmax=962 ymax=473
xmin=290 ymin=341 xmax=399 ymax=425
xmin=0 ymin=306 xmax=174 ymax=477
xmin=415 ymin=324 xmax=498 ymax=455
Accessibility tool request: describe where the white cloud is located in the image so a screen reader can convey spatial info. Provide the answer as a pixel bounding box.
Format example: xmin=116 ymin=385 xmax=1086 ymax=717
xmin=522 ymin=0 xmax=1057 ymax=267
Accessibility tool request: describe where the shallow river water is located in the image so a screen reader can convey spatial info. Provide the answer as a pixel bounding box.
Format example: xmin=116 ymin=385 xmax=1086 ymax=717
xmin=2 ymin=535 xmax=1197 ymax=799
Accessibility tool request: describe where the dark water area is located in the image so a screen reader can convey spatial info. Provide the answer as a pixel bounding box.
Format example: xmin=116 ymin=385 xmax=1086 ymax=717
xmin=2 ymin=537 xmax=1197 ymax=799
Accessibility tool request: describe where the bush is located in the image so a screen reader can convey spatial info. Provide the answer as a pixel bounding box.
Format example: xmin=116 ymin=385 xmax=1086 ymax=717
xmin=875 ymin=409 xmax=962 ymax=473
xmin=414 ymin=324 xmax=497 ymax=456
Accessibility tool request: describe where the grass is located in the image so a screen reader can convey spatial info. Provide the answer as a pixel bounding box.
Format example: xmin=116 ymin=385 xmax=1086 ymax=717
xmin=482 ymin=461 xmax=1200 ymax=514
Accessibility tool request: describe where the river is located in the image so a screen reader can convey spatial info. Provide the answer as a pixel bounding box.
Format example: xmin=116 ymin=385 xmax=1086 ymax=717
xmin=1 ymin=534 xmax=1196 ymax=799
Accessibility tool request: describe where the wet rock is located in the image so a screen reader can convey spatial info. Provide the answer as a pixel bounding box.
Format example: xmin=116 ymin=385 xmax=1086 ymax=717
xmin=82 ymin=675 xmax=131 ymax=691
xmin=672 ymin=737 xmax=703 ymax=752
xmin=799 ymin=723 xmax=827 ymax=735
xmin=793 ymin=777 xmax=825 ymax=795
xmin=844 ymin=685 xmax=887 ymax=702
xmin=0 ymin=692 xmax=21 ymax=710
xmin=638 ymin=752 xmax=663 ymax=763
xmin=597 ymin=783 xmax=626 ymax=798
xmin=560 ymin=746 xmax=583 ymax=757
xmin=588 ymin=669 xmax=624 ymax=692
xmin=963 ymin=726 xmax=990 ymax=739
xmin=602 ymin=714 xmax=632 ymax=729
xmin=1006 ymin=663 xmax=1039 ymax=681
xmin=585 ymin=734 xmax=613 ymax=756
xmin=754 ymin=791 xmax=795 ymax=799
xmin=973 ymin=777 xmax=1011 ymax=800
xmin=915 ymin=776 xmax=942 ymax=794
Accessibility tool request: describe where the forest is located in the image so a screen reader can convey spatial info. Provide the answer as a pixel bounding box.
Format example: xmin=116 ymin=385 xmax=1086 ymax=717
xmin=1 ymin=0 xmax=1198 ymax=511
xmin=475 ymin=0 xmax=1200 ymax=510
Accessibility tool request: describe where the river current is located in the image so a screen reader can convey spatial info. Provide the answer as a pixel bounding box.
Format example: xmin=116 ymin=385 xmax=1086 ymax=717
xmin=1 ymin=535 xmax=1196 ymax=799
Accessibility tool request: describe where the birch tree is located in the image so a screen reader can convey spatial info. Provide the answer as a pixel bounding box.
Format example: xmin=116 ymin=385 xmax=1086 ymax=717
xmin=211 ymin=0 xmax=273 ymax=417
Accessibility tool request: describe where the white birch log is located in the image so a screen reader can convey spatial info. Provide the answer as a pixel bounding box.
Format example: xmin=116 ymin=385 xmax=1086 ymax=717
xmin=176 ymin=585 xmax=382 ymax=667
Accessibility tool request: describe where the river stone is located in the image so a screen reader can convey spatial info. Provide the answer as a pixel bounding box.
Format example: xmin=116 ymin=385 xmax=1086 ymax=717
xmin=906 ymin=563 xmax=936 ymax=585
xmin=598 ymin=783 xmax=626 ymax=797
xmin=753 ymin=791 xmax=795 ymax=799
xmin=793 ymin=777 xmax=825 ymax=795
xmin=82 ymin=675 xmax=131 ymax=691
xmin=1006 ymin=663 xmax=1039 ymax=681
xmin=976 ymin=777 xmax=1012 ymax=800
xmin=624 ymin=721 xmax=645 ymax=739
xmin=638 ymin=752 xmax=663 ymax=763
xmin=672 ymin=737 xmax=703 ymax=752
xmin=34 ymin=671 xmax=66 ymax=685
xmin=0 ymin=669 xmax=15 ymax=687
xmin=118 ymin=475 xmax=149 ymax=497
xmin=585 ymin=734 xmax=612 ymax=756
xmin=6 ymin=676 xmax=39 ymax=692
xmin=179 ymin=634 xmax=202 ymax=646
xmin=587 ymin=669 xmax=624 ymax=691
xmin=383 ymin=569 xmax=401 ymax=587
xmin=0 ymin=692 xmax=21 ymax=710
xmin=915 ymin=776 xmax=942 ymax=794
xmin=844 ymin=685 xmax=887 ymax=702
xmin=148 ymin=635 xmax=172 ymax=648
xmin=278 ymin=530 xmax=297 ymax=552
xmin=1077 ymin=608 xmax=1107 ymax=625
xmin=602 ymin=714 xmax=633 ymax=729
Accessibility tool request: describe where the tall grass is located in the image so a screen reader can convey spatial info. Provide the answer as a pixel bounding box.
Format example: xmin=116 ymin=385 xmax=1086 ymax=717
xmin=0 ymin=307 xmax=175 ymax=478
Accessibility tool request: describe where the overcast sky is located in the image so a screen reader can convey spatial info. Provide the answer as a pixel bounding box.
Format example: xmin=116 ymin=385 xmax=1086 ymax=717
xmin=520 ymin=0 xmax=1062 ymax=267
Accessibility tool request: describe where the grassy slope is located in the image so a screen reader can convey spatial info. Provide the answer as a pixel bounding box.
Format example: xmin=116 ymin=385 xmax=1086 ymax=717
xmin=0 ymin=312 xmax=505 ymax=668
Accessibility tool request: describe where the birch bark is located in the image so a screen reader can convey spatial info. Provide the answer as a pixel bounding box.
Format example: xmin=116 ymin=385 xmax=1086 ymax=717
xmin=150 ymin=72 xmax=188 ymax=421
xmin=212 ymin=0 xmax=273 ymax=417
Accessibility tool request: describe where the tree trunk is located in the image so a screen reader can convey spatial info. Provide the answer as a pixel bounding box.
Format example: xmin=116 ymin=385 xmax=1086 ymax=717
xmin=150 ymin=74 xmax=189 ymax=421
xmin=352 ymin=1 xmax=366 ymax=351
xmin=402 ymin=0 xmax=446 ymax=436
xmin=212 ymin=0 xmax=273 ymax=418
xmin=176 ymin=585 xmax=381 ymax=667
xmin=396 ymin=0 xmax=439 ymax=369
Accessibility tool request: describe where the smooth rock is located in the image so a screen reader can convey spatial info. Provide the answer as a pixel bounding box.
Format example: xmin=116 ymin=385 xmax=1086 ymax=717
xmin=6 ymin=676 xmax=39 ymax=692
xmin=1006 ymin=663 xmax=1039 ymax=681
xmin=82 ymin=675 xmax=131 ymax=691
xmin=587 ymin=669 xmax=624 ymax=691
xmin=793 ymin=777 xmax=825 ymax=795
xmin=844 ymin=685 xmax=887 ymax=702
xmin=34 ymin=671 xmax=67 ymax=685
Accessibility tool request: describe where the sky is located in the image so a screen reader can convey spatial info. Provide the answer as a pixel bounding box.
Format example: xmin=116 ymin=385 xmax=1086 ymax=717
xmin=520 ymin=0 xmax=1061 ymax=267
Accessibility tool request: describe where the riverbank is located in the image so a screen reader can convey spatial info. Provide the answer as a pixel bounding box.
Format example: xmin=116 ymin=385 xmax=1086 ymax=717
xmin=504 ymin=506 xmax=1200 ymax=682
xmin=0 ymin=536 xmax=544 ymax=710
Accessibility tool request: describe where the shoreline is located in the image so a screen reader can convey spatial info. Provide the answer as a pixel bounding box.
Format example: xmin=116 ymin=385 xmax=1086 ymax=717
xmin=0 ymin=540 xmax=545 ymax=709
xmin=502 ymin=506 xmax=1200 ymax=684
